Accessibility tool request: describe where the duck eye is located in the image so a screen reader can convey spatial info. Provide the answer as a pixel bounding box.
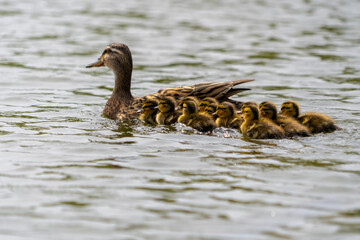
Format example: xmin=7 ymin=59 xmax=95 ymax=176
xmin=103 ymin=49 xmax=111 ymax=55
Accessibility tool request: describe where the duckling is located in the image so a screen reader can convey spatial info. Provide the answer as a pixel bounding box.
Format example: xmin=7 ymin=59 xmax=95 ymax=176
xmin=178 ymin=101 xmax=216 ymax=132
xmin=240 ymin=101 xmax=258 ymax=112
xmin=280 ymin=100 xmax=339 ymax=134
xmin=259 ymin=101 xmax=310 ymax=137
xmin=241 ymin=105 xmax=285 ymax=139
xmin=156 ymin=96 xmax=181 ymax=125
xmin=177 ymin=96 xmax=200 ymax=110
xmin=86 ymin=43 xmax=253 ymax=120
xmin=198 ymin=97 xmax=219 ymax=112
xmin=215 ymin=102 xmax=243 ymax=129
xmin=203 ymin=103 xmax=218 ymax=121
xmin=138 ymin=99 xmax=159 ymax=124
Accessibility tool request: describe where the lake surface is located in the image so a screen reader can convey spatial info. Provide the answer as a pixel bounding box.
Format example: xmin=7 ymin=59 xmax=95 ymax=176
xmin=1 ymin=0 xmax=360 ymax=239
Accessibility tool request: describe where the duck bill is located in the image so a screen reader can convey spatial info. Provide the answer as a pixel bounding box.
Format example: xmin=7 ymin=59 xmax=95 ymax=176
xmin=86 ymin=59 xmax=105 ymax=68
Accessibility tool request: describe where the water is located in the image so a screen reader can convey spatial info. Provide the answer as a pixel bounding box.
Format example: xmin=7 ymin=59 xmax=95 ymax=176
xmin=1 ymin=0 xmax=360 ymax=239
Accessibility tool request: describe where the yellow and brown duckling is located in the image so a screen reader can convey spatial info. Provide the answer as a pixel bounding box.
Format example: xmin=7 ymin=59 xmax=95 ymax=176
xmin=177 ymin=96 xmax=200 ymax=110
xmin=178 ymin=101 xmax=216 ymax=133
xmin=138 ymin=98 xmax=159 ymax=124
xmin=241 ymin=105 xmax=285 ymax=139
xmin=203 ymin=103 xmax=218 ymax=121
xmin=156 ymin=96 xmax=181 ymax=125
xmin=215 ymin=102 xmax=243 ymax=129
xmin=86 ymin=43 xmax=253 ymax=120
xmin=280 ymin=100 xmax=339 ymax=134
xmin=240 ymin=101 xmax=258 ymax=112
xmin=238 ymin=101 xmax=259 ymax=125
xmin=259 ymin=101 xmax=310 ymax=137
xmin=198 ymin=97 xmax=219 ymax=113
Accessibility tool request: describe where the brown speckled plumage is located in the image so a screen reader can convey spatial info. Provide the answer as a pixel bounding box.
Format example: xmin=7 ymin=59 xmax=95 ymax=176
xmin=87 ymin=43 xmax=253 ymax=120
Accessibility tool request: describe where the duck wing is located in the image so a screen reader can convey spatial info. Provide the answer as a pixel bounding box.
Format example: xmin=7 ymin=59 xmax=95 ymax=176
xmin=155 ymin=79 xmax=254 ymax=100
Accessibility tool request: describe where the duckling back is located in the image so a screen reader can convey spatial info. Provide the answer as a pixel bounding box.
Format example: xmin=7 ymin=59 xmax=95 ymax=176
xmin=189 ymin=114 xmax=216 ymax=133
xmin=299 ymin=112 xmax=338 ymax=134
xmin=276 ymin=116 xmax=310 ymax=137
xmin=245 ymin=119 xmax=285 ymax=139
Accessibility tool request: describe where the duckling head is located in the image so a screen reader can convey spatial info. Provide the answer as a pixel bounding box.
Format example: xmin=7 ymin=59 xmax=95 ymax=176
xmin=204 ymin=103 xmax=217 ymax=115
xmin=216 ymin=102 xmax=236 ymax=119
xmin=158 ymin=96 xmax=176 ymax=113
xmin=178 ymin=96 xmax=200 ymax=110
xmin=182 ymin=101 xmax=198 ymax=116
xmin=199 ymin=97 xmax=219 ymax=112
xmin=242 ymin=105 xmax=259 ymax=121
xmin=259 ymin=101 xmax=277 ymax=120
xmin=241 ymin=101 xmax=258 ymax=112
xmin=281 ymin=100 xmax=300 ymax=118
xmin=141 ymin=99 xmax=158 ymax=115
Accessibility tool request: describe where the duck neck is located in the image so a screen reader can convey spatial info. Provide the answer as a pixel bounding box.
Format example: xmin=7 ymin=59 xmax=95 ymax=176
xmin=111 ymin=67 xmax=133 ymax=102
xmin=103 ymin=66 xmax=133 ymax=119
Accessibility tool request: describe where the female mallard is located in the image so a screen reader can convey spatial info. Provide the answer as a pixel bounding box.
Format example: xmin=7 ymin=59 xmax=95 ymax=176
xmin=86 ymin=43 xmax=253 ymax=120
xmin=178 ymin=101 xmax=216 ymax=132
xmin=138 ymin=98 xmax=159 ymax=124
xmin=280 ymin=100 xmax=339 ymax=134
xmin=259 ymin=101 xmax=310 ymax=137
xmin=156 ymin=96 xmax=181 ymax=125
xmin=215 ymin=102 xmax=243 ymax=129
xmin=241 ymin=105 xmax=285 ymax=139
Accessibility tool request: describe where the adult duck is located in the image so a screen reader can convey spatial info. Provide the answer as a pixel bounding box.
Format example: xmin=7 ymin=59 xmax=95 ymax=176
xmin=86 ymin=43 xmax=253 ymax=120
